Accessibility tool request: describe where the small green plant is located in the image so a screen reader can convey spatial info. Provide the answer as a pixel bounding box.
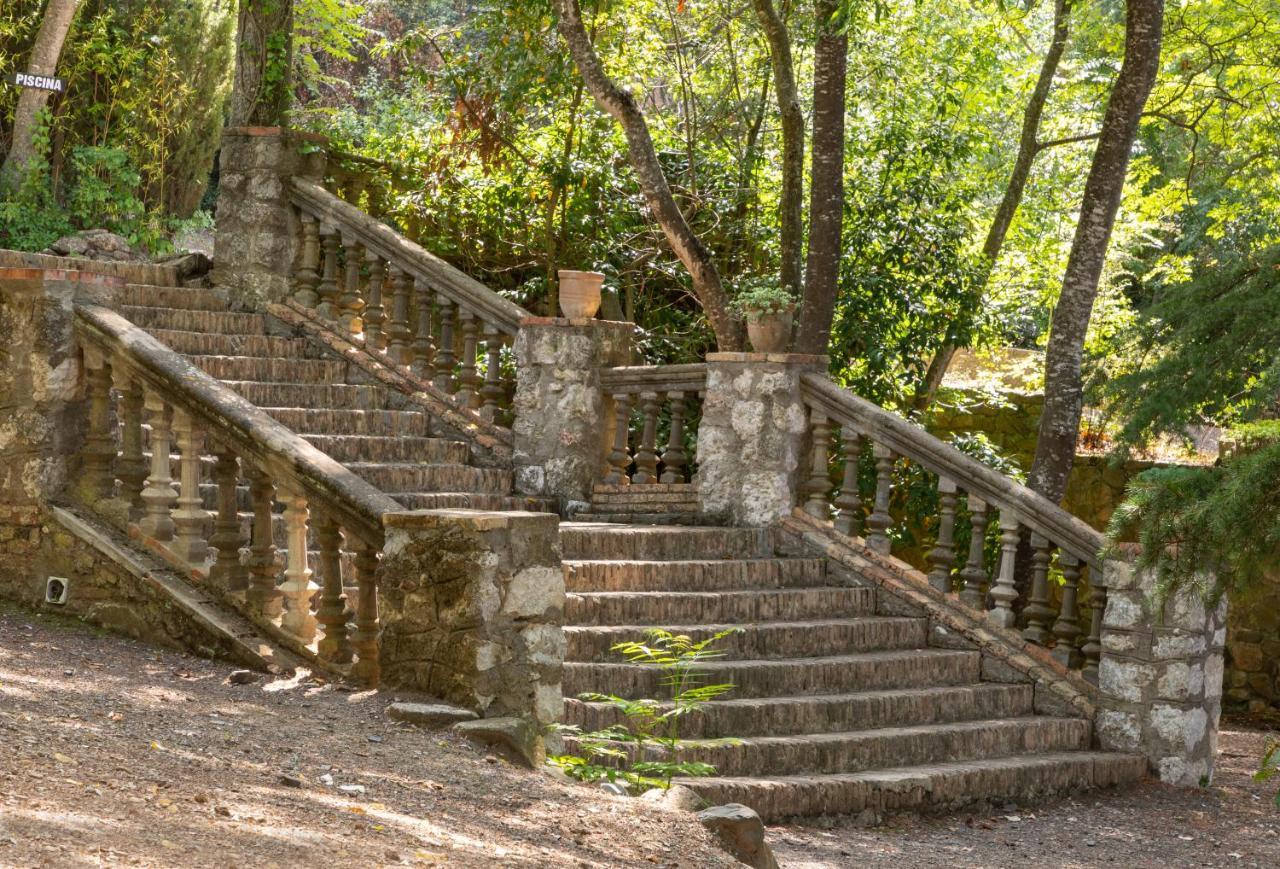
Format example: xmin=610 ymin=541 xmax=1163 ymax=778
xmin=730 ymin=276 xmax=796 ymax=319
xmin=1255 ymin=737 xmax=1280 ymax=807
xmin=549 ymin=627 xmax=742 ymax=792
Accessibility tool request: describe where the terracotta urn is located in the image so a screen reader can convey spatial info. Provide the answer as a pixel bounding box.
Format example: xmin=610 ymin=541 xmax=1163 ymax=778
xmin=558 ymin=270 xmax=605 ymax=319
xmin=745 ymin=307 xmax=794 ymax=353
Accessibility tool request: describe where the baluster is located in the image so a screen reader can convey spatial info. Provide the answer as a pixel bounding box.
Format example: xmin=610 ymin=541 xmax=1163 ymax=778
xmin=604 ymin=393 xmax=633 ymax=485
xmin=207 ymin=444 xmax=248 ymax=592
xmin=833 ymin=429 xmax=862 ymax=536
xmin=170 ymin=410 xmax=210 ymax=566
xmin=386 ymin=265 xmax=413 ymax=365
xmin=659 ymin=392 xmax=688 ymax=483
xmin=338 ymin=235 xmax=365 ymax=335
xmin=433 ymin=293 xmax=458 ymax=393
xmin=316 ymin=227 xmax=340 ymax=320
xmin=113 ymin=370 xmax=147 ymax=521
xmin=1081 ymin=577 xmax=1106 ymax=683
xmin=958 ymin=495 xmax=989 ymax=609
xmin=364 ymin=250 xmax=386 ymax=351
xmin=865 ymin=443 xmax=894 ymax=555
xmin=293 ymin=214 xmax=321 ymax=308
xmin=1022 ymin=533 xmax=1056 ymax=644
xmin=315 ymin=517 xmax=353 ymax=664
xmin=479 ymin=328 xmax=505 ymax=422
xmin=80 ymin=351 xmax=116 ymax=504
xmin=803 ymin=409 xmax=832 ymax=519
xmin=1051 ymin=553 xmax=1083 ymax=668
xmin=278 ymin=487 xmax=318 ymax=642
xmin=139 ymin=391 xmax=177 ymax=541
xmin=245 ymin=466 xmax=283 ymax=617
xmin=631 ymin=392 xmax=661 ymax=483
xmin=926 ymin=477 xmax=958 ymax=593
xmin=410 ymin=278 xmax=435 ymax=376
xmin=456 ymin=311 xmax=481 ymax=408
xmin=988 ymin=513 xmax=1020 ymax=629
xmin=349 ymin=538 xmax=381 ymax=683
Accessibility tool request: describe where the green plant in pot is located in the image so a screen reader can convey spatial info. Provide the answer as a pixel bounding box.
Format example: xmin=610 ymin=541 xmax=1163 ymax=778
xmin=731 ymin=278 xmax=796 ymax=353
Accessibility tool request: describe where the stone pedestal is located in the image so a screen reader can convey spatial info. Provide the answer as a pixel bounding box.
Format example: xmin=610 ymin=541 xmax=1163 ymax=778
xmin=511 ymin=317 xmax=634 ymax=512
xmin=1095 ymin=555 xmax=1227 ymax=785
xmin=211 ymin=127 xmax=325 ymax=308
xmin=378 ymin=509 xmax=564 ymax=727
xmin=697 ymin=352 xmax=826 ymax=526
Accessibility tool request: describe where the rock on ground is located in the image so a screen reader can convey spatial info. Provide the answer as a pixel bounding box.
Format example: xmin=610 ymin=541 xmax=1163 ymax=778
xmin=45 ymin=229 xmax=147 ymax=262
xmin=698 ymin=803 xmax=780 ymax=869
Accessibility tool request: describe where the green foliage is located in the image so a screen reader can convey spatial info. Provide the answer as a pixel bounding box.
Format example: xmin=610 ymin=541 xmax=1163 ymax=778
xmin=730 ymin=276 xmax=795 ymax=318
xmin=549 ymin=627 xmax=742 ymax=793
xmin=1256 ymin=737 xmax=1280 ymax=808
xmin=0 ymin=112 xmax=72 ymax=250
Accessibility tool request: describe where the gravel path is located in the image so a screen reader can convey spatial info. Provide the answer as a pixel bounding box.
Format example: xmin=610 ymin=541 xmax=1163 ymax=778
xmin=0 ymin=604 xmax=737 ymax=868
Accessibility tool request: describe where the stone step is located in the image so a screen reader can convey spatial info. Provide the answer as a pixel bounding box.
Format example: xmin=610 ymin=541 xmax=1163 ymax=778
xmin=590 ymin=487 xmax=700 ymax=506
xmin=565 ymin=617 xmax=927 ymax=661
xmin=117 ymin=283 xmax=230 ymax=311
xmin=191 ymin=356 xmax=348 ymax=383
xmin=573 ymin=512 xmax=722 ymax=526
xmin=224 ymin=381 xmax=393 ymax=411
xmin=565 ymin=586 xmax=876 ymax=625
xmin=301 ymin=435 xmax=470 ymax=465
xmin=390 ymin=491 xmax=557 ymax=512
xmin=119 ymin=306 xmax=266 ymax=335
xmin=563 ymin=557 xmax=827 ymax=593
xmin=680 ymin=751 xmax=1147 ymax=823
xmin=146 ymin=329 xmax=320 ymax=359
xmin=260 ymin=407 xmax=430 ymax=436
xmin=345 ymin=462 xmax=512 ymax=495
xmin=564 ymin=649 xmax=981 ymax=699
xmin=572 ymin=717 xmax=1092 ymax=780
xmin=564 ymin=683 xmax=1037 ymax=738
xmin=559 ymin=524 xmax=774 ymax=561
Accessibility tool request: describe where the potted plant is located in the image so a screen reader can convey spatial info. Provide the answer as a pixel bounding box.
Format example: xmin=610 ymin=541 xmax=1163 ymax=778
xmin=731 ymin=278 xmax=796 ymax=352
xmin=558 ymin=269 xmax=605 ymax=319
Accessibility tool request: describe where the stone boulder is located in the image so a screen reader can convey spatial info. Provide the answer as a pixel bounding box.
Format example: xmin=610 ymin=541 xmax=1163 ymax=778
xmin=640 ymin=785 xmax=705 ymax=812
xmin=697 ymin=803 xmax=778 ymax=869
xmin=452 ymin=717 xmax=542 ymax=769
xmin=45 ymin=230 xmax=147 ymax=263
xmin=386 ymin=701 xmax=478 ymax=730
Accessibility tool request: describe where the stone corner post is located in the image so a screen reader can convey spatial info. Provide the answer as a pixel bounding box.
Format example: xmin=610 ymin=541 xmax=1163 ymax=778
xmin=211 ymin=127 xmax=328 ymax=308
xmin=510 ymin=317 xmax=635 ymax=513
xmin=1095 ymin=553 xmax=1227 ymax=786
xmin=696 ymin=352 xmax=828 ymax=527
xmin=377 ymin=509 xmax=565 ymax=730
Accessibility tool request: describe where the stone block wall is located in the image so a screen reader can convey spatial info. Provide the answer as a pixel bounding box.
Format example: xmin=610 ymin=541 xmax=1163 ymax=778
xmin=378 ymin=510 xmax=564 ymax=727
xmin=1096 ymin=556 xmax=1227 ymax=786
xmin=1223 ymin=578 xmax=1280 ymax=711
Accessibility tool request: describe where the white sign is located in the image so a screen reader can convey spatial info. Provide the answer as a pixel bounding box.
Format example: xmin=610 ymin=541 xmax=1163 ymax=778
xmin=5 ymin=71 xmax=65 ymax=92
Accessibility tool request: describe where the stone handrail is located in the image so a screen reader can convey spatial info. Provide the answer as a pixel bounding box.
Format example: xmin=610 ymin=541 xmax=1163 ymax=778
xmin=798 ymin=372 xmax=1107 ymax=681
xmin=599 ymin=363 xmax=708 ymax=394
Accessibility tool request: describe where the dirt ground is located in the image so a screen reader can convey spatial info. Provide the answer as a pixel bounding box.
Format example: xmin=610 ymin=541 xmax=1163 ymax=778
xmin=0 ymin=604 xmax=737 ymax=868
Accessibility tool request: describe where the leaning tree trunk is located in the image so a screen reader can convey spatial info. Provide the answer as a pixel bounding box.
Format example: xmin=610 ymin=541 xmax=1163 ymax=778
xmin=795 ymin=0 xmax=849 ymax=355
xmin=0 ymin=0 xmax=80 ymax=190
xmin=913 ymin=0 xmax=1076 ymax=410
xmin=554 ymin=0 xmax=744 ymax=349
xmin=1028 ymin=0 xmax=1165 ymax=504
xmin=229 ymin=0 xmax=294 ymax=127
xmin=751 ymin=0 xmax=805 ymax=299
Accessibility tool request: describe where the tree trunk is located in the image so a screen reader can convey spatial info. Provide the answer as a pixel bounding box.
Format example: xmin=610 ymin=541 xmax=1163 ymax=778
xmin=913 ymin=0 xmax=1076 ymax=410
xmin=751 ymin=0 xmax=805 ymax=298
xmin=229 ymin=0 xmax=294 ymax=128
xmin=0 ymin=0 xmax=80 ymax=190
xmin=554 ymin=0 xmax=744 ymax=349
xmin=795 ymin=0 xmax=848 ymax=355
xmin=1028 ymin=0 xmax=1164 ymax=504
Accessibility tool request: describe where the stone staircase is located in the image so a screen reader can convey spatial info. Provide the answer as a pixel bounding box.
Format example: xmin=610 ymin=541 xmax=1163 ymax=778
xmin=559 ymin=523 xmax=1144 ymax=822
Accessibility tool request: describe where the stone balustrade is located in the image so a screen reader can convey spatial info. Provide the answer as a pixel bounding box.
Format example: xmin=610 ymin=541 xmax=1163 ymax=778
xmin=597 ymin=364 xmax=707 ymax=487
xmin=288 ymin=179 xmax=531 ymax=427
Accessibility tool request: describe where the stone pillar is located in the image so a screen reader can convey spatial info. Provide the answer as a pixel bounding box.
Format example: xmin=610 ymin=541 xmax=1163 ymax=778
xmin=378 ymin=509 xmax=564 ymax=730
xmin=697 ymin=352 xmax=826 ymax=526
xmin=211 ymin=127 xmax=326 ymax=308
xmin=1095 ymin=553 xmax=1227 ymax=786
xmin=511 ymin=317 xmax=634 ymax=512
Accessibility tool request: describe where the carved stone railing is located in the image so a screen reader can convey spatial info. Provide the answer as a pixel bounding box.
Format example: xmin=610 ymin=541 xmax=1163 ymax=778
xmin=597 ymin=364 xmax=707 ymax=486
xmin=74 ymin=302 xmax=401 ymax=679
xmin=798 ymin=373 xmax=1108 ymax=681
xmin=288 ymin=178 xmax=531 ymax=426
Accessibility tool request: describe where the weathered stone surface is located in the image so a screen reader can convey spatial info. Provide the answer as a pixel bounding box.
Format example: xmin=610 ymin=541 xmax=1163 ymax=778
xmin=1097 ymin=558 xmax=1227 ymax=786
xmin=640 ymin=785 xmax=705 ymax=812
xmin=696 ymin=353 xmax=825 ymax=526
xmin=511 ymin=319 xmax=634 ymax=510
xmin=378 ymin=510 xmax=563 ymax=728
xmin=386 ymin=701 xmax=478 ymax=729
xmin=452 ymin=717 xmax=541 ymax=768
xmin=46 ymin=229 xmax=146 ymax=263
xmin=697 ymin=803 xmax=779 ymax=869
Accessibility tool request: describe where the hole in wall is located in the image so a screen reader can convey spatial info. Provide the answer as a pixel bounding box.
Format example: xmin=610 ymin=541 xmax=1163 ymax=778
xmin=45 ymin=576 xmax=69 ymax=605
